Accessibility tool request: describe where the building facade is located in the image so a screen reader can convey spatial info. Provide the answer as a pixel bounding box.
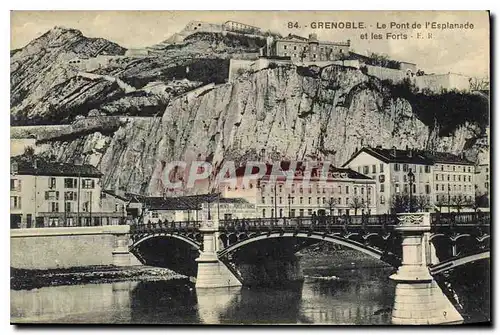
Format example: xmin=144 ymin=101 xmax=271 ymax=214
xmin=342 ymin=147 xmax=476 ymax=213
xmin=10 ymin=156 xmax=104 ymax=228
xmin=141 ymin=194 xmax=256 ymax=224
xmin=270 ymin=34 xmax=350 ymax=63
xmin=219 ymin=162 xmax=377 ymax=218
xmin=474 ymin=163 xmax=490 ymax=207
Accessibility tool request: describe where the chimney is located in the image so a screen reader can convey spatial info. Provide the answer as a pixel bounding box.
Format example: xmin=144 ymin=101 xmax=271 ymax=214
xmin=408 ymin=148 xmax=413 ymax=158
xmin=392 ymin=146 xmax=397 ymax=157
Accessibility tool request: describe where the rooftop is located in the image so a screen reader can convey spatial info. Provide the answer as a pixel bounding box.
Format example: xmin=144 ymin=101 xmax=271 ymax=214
xmin=342 ymin=147 xmax=475 ymax=167
xmin=143 ymin=193 xmax=249 ymax=211
xmin=11 ymin=155 xmax=102 ymax=178
xmin=229 ymin=162 xmax=372 ymax=181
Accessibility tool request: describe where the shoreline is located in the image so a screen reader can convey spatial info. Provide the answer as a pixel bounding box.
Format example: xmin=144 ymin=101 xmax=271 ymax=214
xmin=11 ymin=265 xmax=188 ymax=291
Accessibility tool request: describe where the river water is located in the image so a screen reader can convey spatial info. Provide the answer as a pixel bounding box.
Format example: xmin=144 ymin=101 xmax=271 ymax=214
xmin=10 ymin=255 xmax=489 ymax=325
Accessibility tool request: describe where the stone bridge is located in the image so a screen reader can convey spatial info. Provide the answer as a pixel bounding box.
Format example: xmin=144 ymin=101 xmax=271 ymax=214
xmin=129 ymin=212 xmax=490 ymax=325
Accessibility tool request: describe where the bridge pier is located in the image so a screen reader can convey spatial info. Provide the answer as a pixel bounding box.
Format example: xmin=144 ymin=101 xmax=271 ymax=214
xmin=390 ymin=213 xmax=463 ymax=325
xmin=112 ymin=232 xmax=131 ymax=266
xmin=195 ymin=218 xmax=242 ymax=288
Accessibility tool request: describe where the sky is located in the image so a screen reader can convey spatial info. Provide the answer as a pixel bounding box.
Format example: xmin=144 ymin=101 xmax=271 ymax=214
xmin=10 ymin=10 xmax=490 ymax=77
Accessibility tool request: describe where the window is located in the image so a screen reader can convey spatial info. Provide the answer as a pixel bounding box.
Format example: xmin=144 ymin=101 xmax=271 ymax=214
xmin=425 ymin=166 xmax=431 ymax=173
xmin=308 ymin=209 xmax=312 ymax=216
xmin=345 ymin=197 xmax=349 ymax=205
xmin=261 ymin=197 xmax=265 ymax=204
xmin=453 ymin=166 xmax=456 ymax=171
xmin=10 ymin=196 xmax=21 ymax=209
xmin=372 ymin=165 xmax=376 ymax=173
xmin=300 ymin=197 xmax=303 ymax=204
xmin=279 ymin=197 xmax=282 ymax=204
xmin=447 ymin=175 xmax=450 ymax=181
xmin=308 ymin=186 xmax=312 ymax=194
xmin=10 ymin=179 xmax=21 ymax=191
xmin=394 ymin=164 xmax=400 ymax=172
xmin=395 ymin=183 xmax=400 ymax=193
xmin=45 ymin=190 xmax=59 ymax=200
xmin=308 ymin=197 xmax=311 ymax=204
xmin=323 ymin=197 xmax=326 ymax=204
xmin=361 ymin=187 xmax=364 ymax=195
xmin=419 ymin=166 xmax=423 ymax=173
xmin=345 ymin=186 xmax=349 ymax=194
xmin=469 ymin=176 xmax=472 ymax=182
xmin=64 ymin=178 xmax=77 ymax=188
xmin=291 ymin=197 xmax=295 ymax=205
xmin=299 ymin=209 xmax=304 ymax=217
xmin=65 ymin=191 xmax=77 ymax=201
xmin=279 ymin=185 xmax=283 ymax=193
xmin=403 ymin=175 xmax=407 ymax=182
xmin=441 ymin=165 xmax=444 ymax=171
xmin=151 ymin=211 xmax=159 ymax=219
xmin=380 ymin=164 xmax=384 ymax=173
xmin=338 ymin=197 xmax=342 ymax=205
xmin=49 ymin=202 xmax=59 ymax=212
xmin=485 ymin=182 xmax=489 ymax=189
xmin=380 ymin=184 xmax=385 ymax=192
xmin=363 ymin=166 xmax=369 ymax=174
xmin=283 ymin=45 xmax=287 ymax=50
xmin=380 ymin=195 xmax=385 ymax=204
xmin=354 ymin=187 xmax=358 ymax=195
xmin=271 ymin=197 xmax=274 ymax=204
xmin=317 ymin=197 xmax=320 ymax=204
xmin=48 ymin=177 xmax=56 ymax=189
xmin=441 ymin=184 xmax=445 ymax=191
xmin=82 ymin=179 xmax=95 ymax=189
xmin=293 ymin=45 xmax=297 ymax=50
xmin=65 ymin=202 xmax=73 ymax=212
xmin=436 ymin=174 xmax=439 ymax=181
xmin=262 ymin=209 xmax=266 ymax=217
xmin=323 ymin=187 xmax=326 ymax=194
xmin=338 ymin=185 xmax=342 ymax=194
xmin=458 ymin=175 xmax=461 ymax=182
xmin=436 ymin=184 xmax=439 ymax=191
xmin=453 ymin=175 xmax=456 ymax=181
xmin=403 ymin=164 xmax=408 ymax=172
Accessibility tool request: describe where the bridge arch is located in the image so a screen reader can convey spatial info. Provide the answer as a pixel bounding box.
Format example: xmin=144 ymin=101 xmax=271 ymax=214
xmin=217 ymin=232 xmax=388 ymax=263
xmin=430 ymin=251 xmax=490 ymax=275
xmin=130 ymin=233 xmax=201 ymax=251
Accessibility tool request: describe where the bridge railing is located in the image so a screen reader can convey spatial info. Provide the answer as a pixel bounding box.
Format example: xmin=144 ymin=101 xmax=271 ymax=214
xmin=430 ymin=212 xmax=490 ymax=226
xmin=130 ymin=220 xmax=202 ymax=234
xmin=219 ymin=214 xmax=399 ymax=231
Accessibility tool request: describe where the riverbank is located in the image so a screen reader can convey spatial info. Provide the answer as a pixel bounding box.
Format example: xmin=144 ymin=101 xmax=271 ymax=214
xmin=11 ymin=265 xmax=188 ymax=291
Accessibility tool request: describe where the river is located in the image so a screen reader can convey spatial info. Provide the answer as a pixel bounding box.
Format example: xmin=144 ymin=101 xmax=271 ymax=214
xmin=10 ymin=253 xmax=489 ymax=325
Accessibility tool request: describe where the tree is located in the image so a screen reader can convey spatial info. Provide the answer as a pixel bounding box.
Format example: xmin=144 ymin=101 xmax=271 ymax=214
xmin=327 ymin=197 xmax=338 ymax=215
xmin=414 ymin=195 xmax=431 ymax=212
xmin=390 ymin=192 xmax=410 ymax=213
xmin=434 ymin=196 xmax=449 ymax=212
xmin=349 ymin=196 xmax=365 ymax=215
xmin=23 ymin=146 xmax=35 ymax=157
xmin=469 ymin=77 xmax=490 ymax=91
xmin=451 ymin=195 xmax=471 ymax=213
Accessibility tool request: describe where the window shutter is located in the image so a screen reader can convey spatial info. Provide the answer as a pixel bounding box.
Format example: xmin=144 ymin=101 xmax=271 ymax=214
xmin=45 ymin=191 xmax=49 ymax=200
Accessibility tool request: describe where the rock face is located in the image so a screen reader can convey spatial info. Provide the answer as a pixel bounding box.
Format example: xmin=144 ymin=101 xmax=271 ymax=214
xmin=38 ymin=64 xmax=487 ymax=195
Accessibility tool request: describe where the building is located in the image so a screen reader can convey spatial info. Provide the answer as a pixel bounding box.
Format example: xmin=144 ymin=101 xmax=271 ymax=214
xmin=269 ymin=33 xmax=350 ymax=63
xmin=475 ymin=163 xmax=490 ymax=207
xmin=141 ymin=194 xmax=256 ymax=224
xmin=10 ymin=156 xmax=105 ymax=228
xmin=218 ymin=162 xmax=377 ymax=218
xmin=431 ymin=152 xmax=476 ymax=211
xmin=223 ymin=21 xmax=261 ymax=34
xmin=100 ymin=190 xmax=144 ymax=224
xmin=342 ymin=147 xmax=476 ymax=213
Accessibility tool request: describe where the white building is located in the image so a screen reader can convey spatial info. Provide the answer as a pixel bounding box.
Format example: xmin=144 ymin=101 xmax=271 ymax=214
xmin=342 ymin=147 xmax=476 ymax=213
xmin=219 ymin=162 xmax=377 ymax=217
xmin=10 ymin=156 xmax=104 ymax=228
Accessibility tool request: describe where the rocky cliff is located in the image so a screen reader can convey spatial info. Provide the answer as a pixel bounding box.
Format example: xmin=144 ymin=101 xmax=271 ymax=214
xmin=36 ymin=63 xmax=488 ymax=195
